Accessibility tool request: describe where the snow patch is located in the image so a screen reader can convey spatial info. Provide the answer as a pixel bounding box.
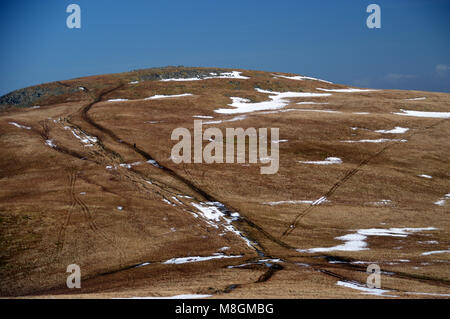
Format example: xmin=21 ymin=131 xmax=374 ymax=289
xmin=193 ymin=115 xmax=214 ymax=119
xmin=275 ymin=74 xmax=333 ymax=84
xmin=64 ymin=126 xmax=98 ymax=146
xmin=296 ymin=102 xmax=330 ymax=105
xmin=273 ymin=139 xmax=288 ymax=144
xmin=394 ymin=109 xmax=450 ymax=119
xmin=147 ymin=159 xmax=162 ymax=168
xmin=191 ymin=202 xmax=255 ymax=247
xmin=336 ymin=281 xmax=395 ymax=297
xmin=434 ymin=193 xmax=450 ymax=206
xmin=163 ymin=253 xmax=242 ymax=265
xmin=342 ymin=139 xmax=407 ymax=143
xmin=405 ymin=97 xmax=426 ymax=101
xmin=297 ymin=227 xmax=436 ymax=253
xmin=214 ymin=88 xmax=331 ymax=114
xmin=203 ymin=115 xmax=247 ymax=125
xmin=298 ymin=157 xmax=342 ymax=165
xmin=107 ymin=99 xmax=129 ymax=102
xmin=375 ymin=127 xmax=409 ymax=134
xmin=421 ymin=249 xmax=450 ymax=256
xmin=9 ymin=122 xmax=31 ymax=130
xmin=292 ymin=109 xmax=341 ymax=114
xmin=317 ymin=88 xmax=379 ymax=93
xmin=144 ymin=93 xmax=193 ymax=100
xmin=160 ymin=71 xmax=249 ymax=82
xmin=45 ymin=140 xmax=56 ymax=148
xmin=264 ymin=200 xmax=315 ymax=206
xmin=264 ymin=197 xmax=329 ymax=206
xmin=368 ymin=199 xmax=393 ymax=206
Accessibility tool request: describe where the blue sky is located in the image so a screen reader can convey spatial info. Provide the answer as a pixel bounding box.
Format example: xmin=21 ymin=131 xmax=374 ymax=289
xmin=1 ymin=0 xmax=449 ymax=95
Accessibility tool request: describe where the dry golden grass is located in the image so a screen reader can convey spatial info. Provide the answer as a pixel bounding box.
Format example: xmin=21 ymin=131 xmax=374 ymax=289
xmin=1 ymin=67 xmax=449 ymax=298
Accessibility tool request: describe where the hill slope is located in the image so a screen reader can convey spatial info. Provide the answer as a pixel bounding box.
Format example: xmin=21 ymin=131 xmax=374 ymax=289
xmin=1 ymin=67 xmax=449 ymax=298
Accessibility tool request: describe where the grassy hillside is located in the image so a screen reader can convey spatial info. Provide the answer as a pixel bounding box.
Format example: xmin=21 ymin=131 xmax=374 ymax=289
xmin=1 ymin=67 xmax=449 ymax=298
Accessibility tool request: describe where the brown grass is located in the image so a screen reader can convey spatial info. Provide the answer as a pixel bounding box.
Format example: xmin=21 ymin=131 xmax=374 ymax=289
xmin=1 ymin=67 xmax=449 ymax=298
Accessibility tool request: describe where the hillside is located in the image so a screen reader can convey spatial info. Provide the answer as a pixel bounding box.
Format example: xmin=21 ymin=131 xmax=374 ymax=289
xmin=0 ymin=66 xmax=449 ymax=298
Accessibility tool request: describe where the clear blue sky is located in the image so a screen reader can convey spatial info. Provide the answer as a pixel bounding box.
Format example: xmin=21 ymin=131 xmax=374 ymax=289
xmin=1 ymin=0 xmax=449 ymax=95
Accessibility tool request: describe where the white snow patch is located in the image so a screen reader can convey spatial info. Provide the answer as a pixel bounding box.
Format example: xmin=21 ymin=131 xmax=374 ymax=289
xmin=296 ymin=101 xmax=330 ymax=105
xmin=64 ymin=126 xmax=98 ymax=146
xmin=336 ymin=281 xmax=395 ymax=297
xmin=357 ymin=227 xmax=436 ymax=237
xmin=418 ymin=240 xmax=439 ymax=244
xmin=107 ymin=99 xmax=129 ymax=102
xmin=145 ymin=120 xmax=164 ymax=124
xmin=297 ymin=227 xmax=436 ymax=253
xmin=292 ymin=109 xmax=341 ymax=114
xmin=45 ymin=140 xmax=56 ymax=148
xmin=434 ymin=199 xmax=446 ymax=206
xmin=264 ymin=197 xmax=329 ymax=206
xmin=434 ymin=193 xmax=450 ymax=206
xmin=264 ymin=200 xmax=315 ymax=206
xmin=203 ymin=115 xmax=247 ymax=125
xmin=117 ymin=206 xmax=123 ymax=211
xmin=171 ymin=196 xmax=183 ymax=205
xmin=421 ymin=249 xmax=450 ymax=256
xmin=160 ymin=77 xmax=201 ymax=82
xmin=312 ymin=196 xmax=328 ymax=205
xmin=394 ymin=109 xmax=450 ymax=119
xmin=298 ymin=157 xmax=342 ymax=165
xmin=228 ymin=258 xmax=283 ymax=269
xmin=317 ymin=88 xmax=379 ymax=93
xmin=207 ymin=71 xmax=250 ymax=79
xmin=144 ymin=93 xmax=193 ymax=100
xmin=191 ymin=202 xmax=254 ymax=247
xmin=160 ymin=71 xmax=249 ymax=82
xmin=342 ymin=139 xmax=407 ymax=143
xmin=163 ymin=198 xmax=176 ymax=207
xmin=405 ymin=97 xmax=426 ymax=101
xmin=275 ymin=74 xmax=333 ymax=84
xmin=418 ymin=174 xmax=432 ymax=179
xmin=9 ymin=122 xmax=31 ymax=130
xmin=193 ymin=115 xmax=214 ymax=119
xmin=134 ymin=262 xmax=151 ymax=268
xmin=214 ymin=88 xmax=331 ymax=114
xmin=163 ymin=253 xmax=242 ymax=265
xmin=368 ymin=199 xmax=393 ymax=206
xmin=375 ymin=127 xmax=409 ymax=134
xmin=147 ymin=159 xmax=162 ymax=168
